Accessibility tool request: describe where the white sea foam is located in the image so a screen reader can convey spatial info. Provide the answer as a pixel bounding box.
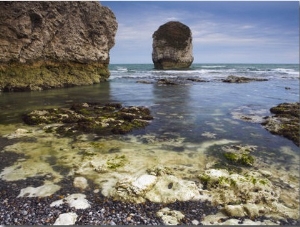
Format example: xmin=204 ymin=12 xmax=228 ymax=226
xmin=109 ymin=64 xmax=299 ymax=82
xmin=273 ymin=68 xmax=299 ymax=75
xmin=201 ymin=65 xmax=225 ymax=68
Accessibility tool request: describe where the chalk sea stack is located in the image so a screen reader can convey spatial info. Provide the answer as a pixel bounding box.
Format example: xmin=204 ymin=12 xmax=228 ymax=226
xmin=152 ymin=21 xmax=193 ymax=70
xmin=0 ymin=1 xmax=117 ymax=92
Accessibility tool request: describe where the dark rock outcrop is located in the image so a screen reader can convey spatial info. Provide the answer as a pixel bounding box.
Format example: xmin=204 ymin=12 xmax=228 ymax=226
xmin=23 ymin=103 xmax=153 ymax=136
xmin=0 ymin=1 xmax=117 ymax=91
xmin=152 ymin=21 xmax=193 ymax=70
xmin=261 ymin=102 xmax=299 ymax=146
xmin=222 ymin=75 xmax=268 ymax=83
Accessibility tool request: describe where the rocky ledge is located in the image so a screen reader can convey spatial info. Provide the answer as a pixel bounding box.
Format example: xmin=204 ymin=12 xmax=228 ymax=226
xmin=261 ymin=102 xmax=299 ymax=146
xmin=222 ymin=75 xmax=268 ymax=83
xmin=23 ymin=103 xmax=153 ymax=136
xmin=0 ymin=1 xmax=117 ymax=92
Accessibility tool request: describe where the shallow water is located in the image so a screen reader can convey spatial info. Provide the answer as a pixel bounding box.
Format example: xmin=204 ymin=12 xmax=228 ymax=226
xmin=0 ymin=64 xmax=299 ymax=223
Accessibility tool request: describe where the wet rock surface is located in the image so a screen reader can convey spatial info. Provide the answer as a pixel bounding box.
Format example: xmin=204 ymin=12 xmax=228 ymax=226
xmin=136 ymin=77 xmax=209 ymax=85
xmin=0 ymin=133 xmax=299 ymax=225
xmin=22 ymin=102 xmax=153 ymax=137
xmin=222 ymin=75 xmax=268 ymax=83
xmin=262 ymin=102 xmax=299 ymax=146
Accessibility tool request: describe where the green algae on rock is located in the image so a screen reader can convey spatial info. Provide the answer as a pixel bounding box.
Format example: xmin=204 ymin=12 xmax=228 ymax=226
xmin=208 ymin=144 xmax=256 ymax=173
xmin=262 ymin=102 xmax=300 ymax=146
xmin=0 ymin=61 xmax=110 ymax=92
xmin=198 ymin=168 xmax=299 ymax=220
xmin=222 ymin=144 xmax=256 ymax=167
xmin=1 ymin=126 xmax=299 ymax=223
xmin=22 ymin=102 xmax=153 ymax=136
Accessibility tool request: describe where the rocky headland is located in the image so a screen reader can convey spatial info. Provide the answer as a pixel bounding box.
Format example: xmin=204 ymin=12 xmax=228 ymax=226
xmin=152 ymin=21 xmax=193 ymax=70
xmin=0 ymin=1 xmax=117 ymax=92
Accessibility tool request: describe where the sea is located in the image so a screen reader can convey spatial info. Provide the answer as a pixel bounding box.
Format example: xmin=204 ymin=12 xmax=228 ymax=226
xmin=0 ymin=63 xmax=299 ymax=222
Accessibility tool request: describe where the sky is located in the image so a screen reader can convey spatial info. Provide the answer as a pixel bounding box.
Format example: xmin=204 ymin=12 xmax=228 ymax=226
xmin=101 ymin=1 xmax=299 ymax=64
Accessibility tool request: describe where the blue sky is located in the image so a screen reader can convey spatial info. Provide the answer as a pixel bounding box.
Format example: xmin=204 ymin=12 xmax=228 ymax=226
xmin=101 ymin=1 xmax=299 ymax=64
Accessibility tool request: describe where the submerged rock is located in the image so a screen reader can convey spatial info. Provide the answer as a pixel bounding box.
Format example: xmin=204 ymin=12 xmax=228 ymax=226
xmin=222 ymin=144 xmax=256 ymax=167
xmin=0 ymin=1 xmax=117 ymax=91
xmin=22 ymin=102 xmax=153 ymax=137
xmin=152 ymin=21 xmax=193 ymax=69
xmin=261 ymin=102 xmax=299 ymax=146
xmin=222 ymin=75 xmax=268 ymax=83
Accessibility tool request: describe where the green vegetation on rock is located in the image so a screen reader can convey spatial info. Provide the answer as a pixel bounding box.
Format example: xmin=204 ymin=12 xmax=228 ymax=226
xmin=22 ymin=102 xmax=153 ymax=137
xmin=262 ymin=102 xmax=299 ymax=146
xmin=224 ymin=152 xmax=255 ymax=166
xmin=0 ymin=61 xmax=110 ymax=92
xmin=106 ymin=154 xmax=127 ymax=169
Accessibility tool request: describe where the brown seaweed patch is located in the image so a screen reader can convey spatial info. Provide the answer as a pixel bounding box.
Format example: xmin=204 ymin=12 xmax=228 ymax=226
xmin=22 ymin=102 xmax=153 ymax=137
xmin=262 ymin=102 xmax=299 ymax=146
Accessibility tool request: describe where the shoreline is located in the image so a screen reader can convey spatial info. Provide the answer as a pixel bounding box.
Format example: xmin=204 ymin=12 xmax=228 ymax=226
xmin=0 ymin=124 xmax=299 ymax=225
xmin=1 ymin=176 xmax=298 ymax=226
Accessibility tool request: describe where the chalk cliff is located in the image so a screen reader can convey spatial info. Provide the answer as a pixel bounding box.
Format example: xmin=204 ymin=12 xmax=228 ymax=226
xmin=152 ymin=21 xmax=193 ymax=70
xmin=0 ymin=1 xmax=117 ymax=91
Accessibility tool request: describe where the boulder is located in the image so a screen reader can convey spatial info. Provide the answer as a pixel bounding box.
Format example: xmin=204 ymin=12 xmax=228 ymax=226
xmin=0 ymin=1 xmax=117 ymax=91
xmin=152 ymin=21 xmax=193 ymax=69
xmin=73 ymin=176 xmax=89 ymax=190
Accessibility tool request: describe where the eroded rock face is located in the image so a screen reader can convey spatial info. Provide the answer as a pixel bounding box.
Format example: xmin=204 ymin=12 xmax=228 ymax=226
xmin=152 ymin=21 xmax=193 ymax=69
xmin=0 ymin=1 xmax=117 ymax=91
